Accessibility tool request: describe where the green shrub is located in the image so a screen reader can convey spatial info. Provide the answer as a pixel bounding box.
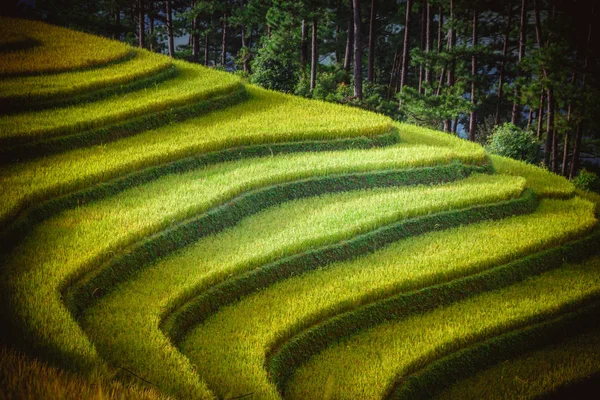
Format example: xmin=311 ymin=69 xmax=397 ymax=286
xmin=250 ymin=37 xmax=299 ymax=93
xmin=293 ymin=73 xmax=312 ymax=98
xmin=313 ymin=72 xmax=342 ymax=100
xmin=234 ymin=46 xmax=252 ymax=75
xmin=572 ymin=169 xmax=600 ymax=193
xmin=294 ymin=70 xmax=348 ymax=101
xmin=485 ymin=123 xmax=541 ymax=165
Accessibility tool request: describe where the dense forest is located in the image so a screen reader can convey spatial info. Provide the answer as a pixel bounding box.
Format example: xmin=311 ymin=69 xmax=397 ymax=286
xmin=5 ymin=0 xmax=600 ymax=184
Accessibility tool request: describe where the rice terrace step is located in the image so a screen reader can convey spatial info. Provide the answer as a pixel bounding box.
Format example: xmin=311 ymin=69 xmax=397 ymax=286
xmin=0 ymin=15 xmax=598 ymax=400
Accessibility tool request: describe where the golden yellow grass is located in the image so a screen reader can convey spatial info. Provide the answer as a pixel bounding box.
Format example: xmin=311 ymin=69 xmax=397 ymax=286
xmin=81 ymin=175 xmax=524 ymax=399
xmin=0 ymin=49 xmax=172 ymax=103
xmin=181 ymin=198 xmax=596 ymax=399
xmin=0 ymin=17 xmax=130 ymax=76
xmin=0 ymin=346 xmax=170 ymax=400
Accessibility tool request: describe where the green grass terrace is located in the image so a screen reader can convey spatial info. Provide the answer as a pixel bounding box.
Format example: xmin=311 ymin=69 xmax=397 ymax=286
xmin=0 ymin=17 xmax=598 ymax=400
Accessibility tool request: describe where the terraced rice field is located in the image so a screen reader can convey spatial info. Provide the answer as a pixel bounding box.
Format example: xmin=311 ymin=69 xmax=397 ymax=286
xmin=1 ymin=18 xmax=598 ymax=399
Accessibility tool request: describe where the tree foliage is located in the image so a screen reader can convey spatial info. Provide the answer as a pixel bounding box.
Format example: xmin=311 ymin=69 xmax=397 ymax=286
xmin=251 ymin=33 xmax=300 ymax=92
xmin=485 ymin=123 xmax=542 ymax=165
xmin=18 ymin=0 xmax=599 ymax=178
xmin=572 ymin=169 xmax=600 ymax=194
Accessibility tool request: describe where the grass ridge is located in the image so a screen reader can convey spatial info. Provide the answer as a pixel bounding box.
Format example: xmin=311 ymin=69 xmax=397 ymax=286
xmin=387 ymin=299 xmax=600 ymax=399
xmin=269 ymin=228 xmax=600 ymax=395
xmin=64 ymin=162 xmax=489 ymax=318
xmin=3 ymin=21 xmax=595 ymax=398
xmin=164 ymin=187 xmax=535 ymax=346
xmin=0 ymin=46 xmax=134 ymax=78
xmin=0 ymin=18 xmax=132 ymax=77
xmin=77 ymin=174 xmax=522 ymax=399
xmin=0 ymin=49 xmax=136 ymax=78
xmin=0 ymin=63 xmax=178 ymax=115
xmin=0 ymin=130 xmax=400 ymax=251
xmin=0 ymin=83 xmax=247 ymax=161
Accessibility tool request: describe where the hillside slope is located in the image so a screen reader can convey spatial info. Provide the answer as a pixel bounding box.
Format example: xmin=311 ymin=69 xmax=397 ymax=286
xmin=0 ymin=18 xmax=598 ymax=399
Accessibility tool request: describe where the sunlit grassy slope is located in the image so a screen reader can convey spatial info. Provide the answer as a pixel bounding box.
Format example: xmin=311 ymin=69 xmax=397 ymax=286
xmin=0 ymin=17 xmax=131 ymax=76
xmin=0 ymin=48 xmax=175 ymax=110
xmin=286 ymin=256 xmax=600 ymax=399
xmin=1 ymin=19 xmax=598 ymax=400
xmin=82 ymin=175 xmax=526 ymax=398
xmin=0 ymin=61 xmax=242 ymax=143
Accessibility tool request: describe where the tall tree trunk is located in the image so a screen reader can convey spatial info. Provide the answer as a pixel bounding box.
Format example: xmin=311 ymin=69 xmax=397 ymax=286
xmin=446 ymin=0 xmax=455 ymax=88
xmin=435 ymin=6 xmax=444 ymax=95
xmin=436 ymin=65 xmax=446 ymax=96
xmin=418 ymin=0 xmax=426 ymax=93
xmin=114 ymin=7 xmax=121 ymax=40
xmin=469 ymin=8 xmax=478 ymax=141
xmin=570 ymin=3 xmax=594 ymax=179
xmin=311 ymin=18 xmax=318 ymax=91
xmin=398 ymin=0 xmax=412 ymax=109
xmin=393 ymin=47 xmax=403 ymax=93
xmin=495 ymin=1 xmax=512 ymax=126
xmin=551 ymin=99 xmax=558 ymax=172
xmin=443 ymin=119 xmax=451 ymax=133
xmin=569 ymin=124 xmax=583 ymax=179
xmin=335 ymin=22 xmax=341 ymax=63
xmin=562 ymin=67 xmax=577 ymax=176
xmin=562 ymin=117 xmax=571 ymax=176
xmin=149 ymin=12 xmax=154 ymax=52
xmin=437 ymin=6 xmax=443 ymax=54
xmin=165 ymin=0 xmax=174 ymax=58
xmin=301 ymin=20 xmax=308 ymax=67
xmin=204 ymin=31 xmax=209 ymax=66
xmin=535 ymin=0 xmax=553 ymax=168
xmin=335 ymin=0 xmax=342 ymax=63
xmin=526 ymin=108 xmax=533 ymax=130
xmin=241 ymin=25 xmax=249 ymax=72
xmin=536 ymin=90 xmax=545 ymax=139
xmin=388 ymin=48 xmax=400 ymax=99
xmin=533 ymin=0 xmax=543 ymax=48
xmin=138 ymin=0 xmax=145 ymax=48
xmin=424 ymin=1 xmax=431 ymax=92
xmin=533 ymin=0 xmax=547 ymax=79
xmin=221 ymin=13 xmax=227 ymax=67
xmin=192 ymin=15 xmax=199 ymax=62
xmin=444 ymin=0 xmax=455 ymax=131
xmin=544 ymin=87 xmax=554 ymax=169
xmin=353 ymin=0 xmax=362 ymax=99
xmin=511 ymin=0 xmax=526 ymax=124
xmin=344 ymin=0 xmax=353 ymax=72
xmin=367 ymin=0 xmax=376 ymax=83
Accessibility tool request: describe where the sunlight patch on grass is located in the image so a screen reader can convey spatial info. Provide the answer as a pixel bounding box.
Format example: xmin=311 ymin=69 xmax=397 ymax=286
xmin=0 ymin=17 xmax=130 ymax=76
xmin=0 ymin=86 xmax=399 ymax=225
xmin=80 ymin=175 xmax=523 ymax=398
xmin=0 ymin=61 xmax=240 ymax=143
xmin=0 ymin=49 xmax=172 ymax=106
xmin=287 ymin=258 xmax=600 ymax=399
xmin=179 ymin=198 xmax=596 ymax=399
